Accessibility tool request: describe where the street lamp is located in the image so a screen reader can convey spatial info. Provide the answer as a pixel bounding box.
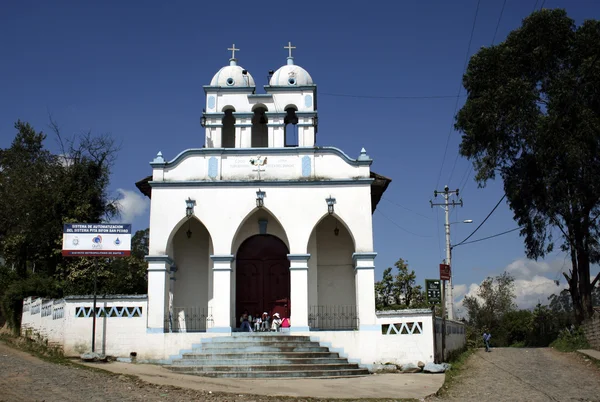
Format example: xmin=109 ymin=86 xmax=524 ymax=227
xmin=256 ymin=189 xmax=266 ymax=208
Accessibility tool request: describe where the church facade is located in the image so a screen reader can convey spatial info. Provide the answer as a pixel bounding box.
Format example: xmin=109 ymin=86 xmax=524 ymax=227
xmin=22 ymin=45 xmax=466 ymax=368
xmin=136 ymin=44 xmax=391 ymax=335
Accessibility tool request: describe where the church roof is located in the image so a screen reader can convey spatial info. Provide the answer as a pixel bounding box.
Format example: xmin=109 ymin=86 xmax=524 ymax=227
xmin=209 ymin=59 xmax=255 ymax=88
xmin=135 ymin=171 xmax=391 ymax=214
xmin=269 ymin=57 xmax=313 ymax=87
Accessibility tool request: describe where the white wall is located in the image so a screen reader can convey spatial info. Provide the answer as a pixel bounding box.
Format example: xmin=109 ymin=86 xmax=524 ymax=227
xmin=434 ymin=318 xmax=467 ymax=361
xmin=316 ymin=215 xmax=355 ymax=308
xmin=172 ymin=218 xmax=210 ymax=311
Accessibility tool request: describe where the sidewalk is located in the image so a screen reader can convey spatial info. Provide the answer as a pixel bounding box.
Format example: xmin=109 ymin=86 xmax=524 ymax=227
xmin=578 ymin=349 xmax=600 ymax=361
xmin=80 ymin=361 xmax=445 ymax=400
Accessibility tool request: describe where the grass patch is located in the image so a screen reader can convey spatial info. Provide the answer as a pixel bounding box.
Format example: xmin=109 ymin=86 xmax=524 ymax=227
xmin=550 ymin=327 xmax=590 ymax=352
xmin=0 ymin=332 xmax=68 ymax=365
xmin=436 ymin=348 xmax=475 ymax=398
xmin=510 ymin=341 xmax=526 ymax=348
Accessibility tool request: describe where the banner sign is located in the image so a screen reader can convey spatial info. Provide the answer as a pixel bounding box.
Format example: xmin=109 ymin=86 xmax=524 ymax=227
xmin=62 ymin=223 xmax=131 ymax=257
xmin=439 ymin=263 xmax=451 ymax=281
xmin=425 ymin=279 xmax=442 ymax=304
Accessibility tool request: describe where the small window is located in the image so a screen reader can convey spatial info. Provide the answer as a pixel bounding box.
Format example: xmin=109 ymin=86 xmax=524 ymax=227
xmin=288 ymin=77 xmax=296 ymax=85
xmin=226 ymin=77 xmax=235 ymax=86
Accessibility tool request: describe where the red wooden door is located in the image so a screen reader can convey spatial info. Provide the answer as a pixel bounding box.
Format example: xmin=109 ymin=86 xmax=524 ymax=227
xmin=236 ymin=235 xmax=290 ymax=326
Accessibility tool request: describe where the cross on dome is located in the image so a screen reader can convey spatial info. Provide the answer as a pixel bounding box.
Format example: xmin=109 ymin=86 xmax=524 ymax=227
xmin=284 ymin=41 xmax=296 ymax=58
xmin=227 ymin=44 xmax=239 ymax=59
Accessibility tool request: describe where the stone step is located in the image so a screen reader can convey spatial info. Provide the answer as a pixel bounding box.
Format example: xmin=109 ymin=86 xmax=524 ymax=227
xmin=227 ymin=334 xmax=311 ymax=341
xmin=172 ymin=357 xmax=349 ymax=366
xmin=168 ymin=368 xmax=370 ymax=378
xmin=181 ymin=351 xmax=340 ymax=359
xmin=198 ymin=341 xmax=321 ymax=349
xmin=169 ymin=363 xmax=360 ymax=373
xmin=190 ymin=346 xmax=330 ymax=353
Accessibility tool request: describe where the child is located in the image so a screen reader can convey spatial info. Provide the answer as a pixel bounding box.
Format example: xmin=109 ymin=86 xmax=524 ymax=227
xmin=253 ymin=313 xmax=262 ymax=331
xmin=261 ymin=312 xmax=270 ymax=331
xmin=271 ymin=312 xmax=282 ymax=332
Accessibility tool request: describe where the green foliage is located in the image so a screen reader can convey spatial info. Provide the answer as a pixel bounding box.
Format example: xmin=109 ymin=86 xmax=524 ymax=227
xmin=502 ymin=309 xmax=533 ymax=346
xmin=0 ymin=275 xmax=62 ymax=332
xmin=375 ymin=258 xmax=429 ymax=310
xmin=0 ymin=120 xmax=148 ymax=331
xmin=455 ymin=8 xmax=600 ymax=323
xmin=550 ymin=326 xmax=590 ymax=352
xmin=463 ymin=272 xmax=516 ymax=345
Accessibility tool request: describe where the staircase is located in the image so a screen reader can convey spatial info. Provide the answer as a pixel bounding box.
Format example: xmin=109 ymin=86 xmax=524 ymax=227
xmin=166 ymin=333 xmax=370 ymax=378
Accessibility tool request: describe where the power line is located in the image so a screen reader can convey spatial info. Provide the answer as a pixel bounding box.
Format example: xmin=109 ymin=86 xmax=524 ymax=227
xmin=492 ymin=0 xmax=508 ymax=45
xmin=452 ymin=0 xmax=506 ymax=194
xmin=376 ymin=208 xmax=432 ymax=238
xmin=453 ymin=194 xmax=506 ymax=247
xmin=382 ymin=197 xmax=432 ymax=220
xmin=452 ymin=227 xmax=519 ymax=248
xmin=320 ymin=92 xmax=464 ymax=100
xmin=437 ymin=0 xmax=482 ymax=189
xmin=539 ymin=0 xmax=547 ymax=9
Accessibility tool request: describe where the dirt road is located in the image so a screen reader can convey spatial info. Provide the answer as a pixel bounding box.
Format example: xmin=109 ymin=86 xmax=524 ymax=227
xmin=0 ymin=341 xmax=267 ymax=402
xmin=430 ymin=348 xmax=600 ymax=402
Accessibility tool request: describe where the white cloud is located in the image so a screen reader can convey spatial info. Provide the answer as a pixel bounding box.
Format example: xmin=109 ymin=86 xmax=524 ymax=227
xmin=114 ymin=188 xmax=149 ymax=224
xmin=454 ymin=257 xmax=569 ymax=317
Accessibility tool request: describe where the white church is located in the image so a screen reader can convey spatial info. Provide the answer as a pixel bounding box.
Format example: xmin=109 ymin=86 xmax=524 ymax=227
xmin=21 ymin=44 xmax=465 ymax=372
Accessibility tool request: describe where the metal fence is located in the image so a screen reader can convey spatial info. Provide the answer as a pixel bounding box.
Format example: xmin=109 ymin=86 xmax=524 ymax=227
xmin=308 ymin=305 xmax=358 ymax=330
xmin=165 ymin=306 xmax=212 ymax=333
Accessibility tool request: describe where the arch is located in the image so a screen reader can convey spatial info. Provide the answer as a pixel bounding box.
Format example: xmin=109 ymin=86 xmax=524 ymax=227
xmin=168 ymin=216 xmax=214 ymax=332
xmin=235 ymin=234 xmax=290 ymax=328
xmin=306 ymin=214 xmax=357 ymax=328
xmin=284 ymin=106 xmax=299 ymax=147
xmin=251 ymin=103 xmax=269 ymax=112
xmin=222 ymin=109 xmax=236 ymax=148
xmin=165 ymin=215 xmax=215 ymax=257
xmin=305 ymin=212 xmax=357 ymax=252
xmin=230 ymin=206 xmax=290 ymax=254
xmin=221 ymin=105 xmax=236 ymax=112
xmin=284 ymin=104 xmax=298 ymax=112
xmin=251 ymin=106 xmax=268 ymax=147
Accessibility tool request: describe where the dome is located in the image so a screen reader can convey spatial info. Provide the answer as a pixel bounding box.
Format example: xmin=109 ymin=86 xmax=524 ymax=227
xmin=210 ymin=59 xmax=255 ymax=87
xmin=269 ymin=57 xmax=313 ymax=87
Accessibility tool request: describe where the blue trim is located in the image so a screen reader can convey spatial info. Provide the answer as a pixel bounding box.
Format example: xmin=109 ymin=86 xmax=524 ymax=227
xmin=266 ymin=123 xmax=285 ymax=127
xmin=287 ymin=254 xmax=310 ymax=261
xmin=301 ymin=155 xmax=311 ymax=177
xmin=210 ymin=255 xmax=235 ymax=262
xmin=150 ymin=146 xmax=372 ymax=169
xmin=264 ymin=85 xmax=316 ymax=92
xmin=232 ymin=112 xmax=254 ymax=118
xmin=208 ymin=156 xmax=218 ymax=179
xmin=207 ymin=96 xmax=215 ymax=109
xmin=305 ymin=95 xmax=312 ymax=108
xmin=291 ymin=326 xmax=310 ymax=332
xmin=296 ymin=123 xmax=314 ymax=127
xmin=355 ymin=266 xmax=375 ymax=271
xmin=146 ymin=327 xmax=164 ymax=334
xmin=258 ymin=219 xmax=268 ymax=235
xmin=204 ymin=124 xmax=223 ymax=128
xmin=265 ymin=112 xmax=286 ymax=118
xmin=145 ymin=255 xmax=174 ymax=265
xmin=204 ymin=112 xmax=224 ymax=118
xmin=207 ymin=326 xmax=232 ymax=333
xmin=352 ymin=252 xmax=378 ymax=262
xmin=203 ymin=85 xmax=255 ymax=93
xmin=359 ymin=324 xmax=381 ymax=331
xmin=248 ymin=94 xmax=273 ymax=99
xmin=234 ymin=123 xmax=253 ymax=127
xmin=150 ymin=178 xmax=374 ymax=188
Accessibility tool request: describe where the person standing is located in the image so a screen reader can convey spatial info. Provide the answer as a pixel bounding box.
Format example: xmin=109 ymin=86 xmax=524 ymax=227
xmin=483 ymin=329 xmax=492 ymax=352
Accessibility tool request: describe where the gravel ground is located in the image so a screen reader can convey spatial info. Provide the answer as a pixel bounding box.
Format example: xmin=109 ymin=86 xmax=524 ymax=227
xmin=0 ymin=341 xmax=403 ymax=402
xmin=429 ymin=347 xmax=600 ymax=402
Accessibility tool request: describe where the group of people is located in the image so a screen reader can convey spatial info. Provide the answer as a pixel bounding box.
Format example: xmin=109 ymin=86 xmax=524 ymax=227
xmin=239 ymin=310 xmax=290 ymax=332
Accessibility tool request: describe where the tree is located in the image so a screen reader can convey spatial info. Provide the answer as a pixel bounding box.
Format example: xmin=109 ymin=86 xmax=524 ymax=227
xmin=463 ymin=272 xmax=516 ymax=345
xmin=375 ymin=258 xmax=428 ymax=310
xmin=455 ymin=9 xmax=600 ymax=323
xmin=0 ymin=120 xmax=121 ymax=330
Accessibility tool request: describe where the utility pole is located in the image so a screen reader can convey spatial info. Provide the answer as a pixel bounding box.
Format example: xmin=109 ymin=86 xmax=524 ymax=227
xmin=430 ymin=185 xmax=463 ymax=320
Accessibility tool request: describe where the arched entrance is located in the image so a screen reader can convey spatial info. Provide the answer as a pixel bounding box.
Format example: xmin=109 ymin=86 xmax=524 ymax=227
xmin=235 ymin=234 xmax=290 ymax=326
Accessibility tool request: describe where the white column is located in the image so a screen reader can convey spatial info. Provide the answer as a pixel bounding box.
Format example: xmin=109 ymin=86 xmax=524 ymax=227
xmin=288 ymin=254 xmax=310 ymax=332
xmin=208 ymin=255 xmax=233 ymax=333
xmin=145 ymin=255 xmax=173 ymax=333
xmin=353 ymin=252 xmax=378 ymax=331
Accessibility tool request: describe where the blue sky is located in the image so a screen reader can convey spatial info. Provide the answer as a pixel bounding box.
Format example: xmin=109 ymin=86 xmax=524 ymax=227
xmin=1 ymin=0 xmax=599 ymax=311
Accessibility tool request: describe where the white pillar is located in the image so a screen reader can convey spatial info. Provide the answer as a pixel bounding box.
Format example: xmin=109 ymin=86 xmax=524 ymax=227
xmin=353 ymin=252 xmax=378 ymax=331
xmin=288 ymin=254 xmax=310 ymax=331
xmin=145 ymin=255 xmax=173 ymax=333
xmin=208 ymin=255 xmax=233 ymax=333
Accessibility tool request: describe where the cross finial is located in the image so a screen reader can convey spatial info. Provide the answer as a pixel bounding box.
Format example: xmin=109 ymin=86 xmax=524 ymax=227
xmin=284 ymin=41 xmax=296 ymax=58
xmin=227 ymin=44 xmax=239 ymax=59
